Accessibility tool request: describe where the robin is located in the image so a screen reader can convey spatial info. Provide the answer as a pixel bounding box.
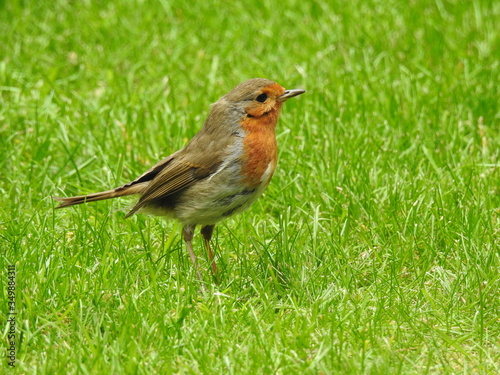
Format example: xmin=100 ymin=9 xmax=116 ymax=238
xmin=54 ymin=78 xmax=305 ymax=279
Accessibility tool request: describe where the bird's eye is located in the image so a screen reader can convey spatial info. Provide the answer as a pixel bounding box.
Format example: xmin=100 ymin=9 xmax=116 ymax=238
xmin=256 ymin=93 xmax=268 ymax=102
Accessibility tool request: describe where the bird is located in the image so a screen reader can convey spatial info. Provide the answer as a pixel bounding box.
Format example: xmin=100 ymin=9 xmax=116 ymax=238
xmin=54 ymin=78 xmax=305 ymax=279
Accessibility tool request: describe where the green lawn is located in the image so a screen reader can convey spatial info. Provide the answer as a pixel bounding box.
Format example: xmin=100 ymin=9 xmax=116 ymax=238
xmin=1 ymin=0 xmax=499 ymax=373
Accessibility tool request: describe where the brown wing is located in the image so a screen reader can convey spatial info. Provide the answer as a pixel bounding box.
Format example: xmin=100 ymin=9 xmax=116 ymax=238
xmin=126 ymin=102 xmax=238 ymax=217
xmin=126 ymin=151 xmax=222 ymax=217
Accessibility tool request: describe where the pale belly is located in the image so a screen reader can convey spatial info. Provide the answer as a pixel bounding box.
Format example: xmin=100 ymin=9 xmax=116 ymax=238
xmin=172 ymin=160 xmax=275 ymax=226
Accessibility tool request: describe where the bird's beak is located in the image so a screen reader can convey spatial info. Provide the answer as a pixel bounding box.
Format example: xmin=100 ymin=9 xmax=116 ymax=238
xmin=278 ymin=89 xmax=306 ymax=102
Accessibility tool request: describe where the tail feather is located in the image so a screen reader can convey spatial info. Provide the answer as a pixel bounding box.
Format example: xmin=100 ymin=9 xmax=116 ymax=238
xmin=54 ymin=183 xmax=147 ymax=209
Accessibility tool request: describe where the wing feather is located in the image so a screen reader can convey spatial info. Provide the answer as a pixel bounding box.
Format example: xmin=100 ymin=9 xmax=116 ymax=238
xmin=125 ymin=159 xmax=222 ymax=217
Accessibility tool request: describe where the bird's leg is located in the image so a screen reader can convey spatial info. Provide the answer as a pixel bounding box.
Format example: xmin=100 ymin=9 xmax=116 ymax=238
xmin=183 ymin=225 xmax=201 ymax=280
xmin=201 ymin=225 xmax=217 ymax=276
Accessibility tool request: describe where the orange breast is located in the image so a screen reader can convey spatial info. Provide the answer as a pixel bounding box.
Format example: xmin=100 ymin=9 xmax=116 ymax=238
xmin=240 ymin=110 xmax=279 ymax=187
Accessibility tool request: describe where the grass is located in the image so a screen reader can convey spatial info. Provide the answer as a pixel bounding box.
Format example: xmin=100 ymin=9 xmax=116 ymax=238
xmin=1 ymin=0 xmax=499 ymax=373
